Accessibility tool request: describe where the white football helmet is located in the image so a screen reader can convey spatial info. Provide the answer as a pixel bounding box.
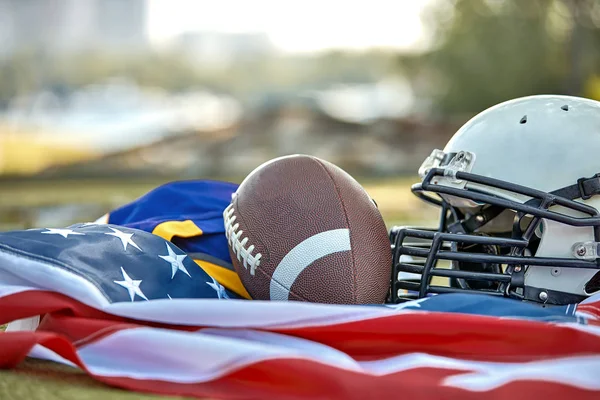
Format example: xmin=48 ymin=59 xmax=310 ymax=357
xmin=390 ymin=94 xmax=600 ymax=306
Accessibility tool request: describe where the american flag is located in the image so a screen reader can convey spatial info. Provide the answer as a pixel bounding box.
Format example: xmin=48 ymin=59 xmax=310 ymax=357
xmin=1 ymin=223 xmax=600 ymax=399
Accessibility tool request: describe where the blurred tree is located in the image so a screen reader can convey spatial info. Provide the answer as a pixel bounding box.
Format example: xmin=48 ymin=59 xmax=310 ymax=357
xmin=411 ymin=0 xmax=600 ymax=116
xmin=0 ymin=51 xmax=40 ymax=107
xmin=585 ymin=74 xmax=600 ymax=101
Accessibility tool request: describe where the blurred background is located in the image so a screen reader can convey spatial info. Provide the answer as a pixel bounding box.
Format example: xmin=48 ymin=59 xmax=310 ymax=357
xmin=0 ymin=0 xmax=599 ymax=231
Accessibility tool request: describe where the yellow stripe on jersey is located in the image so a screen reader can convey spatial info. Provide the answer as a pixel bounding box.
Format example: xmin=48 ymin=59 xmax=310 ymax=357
xmin=194 ymin=259 xmax=252 ymax=300
xmin=152 ymin=220 xmax=204 ymax=241
xmin=151 ymin=220 xmax=250 ymax=298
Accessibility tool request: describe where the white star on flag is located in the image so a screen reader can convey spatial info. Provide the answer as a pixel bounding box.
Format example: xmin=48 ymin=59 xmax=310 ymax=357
xmin=206 ymin=276 xmax=230 ymax=299
xmin=114 ymin=267 xmax=148 ymax=301
xmin=158 ymin=243 xmax=190 ymax=279
xmin=41 ymin=228 xmax=85 ymax=239
xmin=105 ymin=227 xmax=142 ymax=251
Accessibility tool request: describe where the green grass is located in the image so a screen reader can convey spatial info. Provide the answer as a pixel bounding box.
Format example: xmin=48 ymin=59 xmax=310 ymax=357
xmin=0 ymin=176 xmax=439 ymax=398
xmin=0 ymin=359 xmax=195 ymax=400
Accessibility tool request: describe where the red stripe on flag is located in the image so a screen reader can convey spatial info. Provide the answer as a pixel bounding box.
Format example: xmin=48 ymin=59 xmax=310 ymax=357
xmin=0 ymin=330 xmax=599 ymax=400
xmin=0 ymin=331 xmax=80 ymax=369
xmin=273 ymin=312 xmax=600 ymax=362
xmin=37 ymin=314 xmax=198 ymax=345
xmin=578 ymin=302 xmax=600 ymax=319
xmin=0 ymin=290 xmax=119 ymax=325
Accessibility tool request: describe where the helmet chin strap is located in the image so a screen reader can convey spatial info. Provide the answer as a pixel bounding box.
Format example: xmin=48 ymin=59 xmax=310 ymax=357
xmin=524 ymin=173 xmax=600 ymax=206
xmin=523 ymin=285 xmax=588 ymax=306
xmin=447 ymin=205 xmax=505 ymax=234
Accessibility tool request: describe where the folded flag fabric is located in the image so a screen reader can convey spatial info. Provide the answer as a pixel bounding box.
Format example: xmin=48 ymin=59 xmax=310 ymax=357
xmin=1 ymin=223 xmax=600 ymax=399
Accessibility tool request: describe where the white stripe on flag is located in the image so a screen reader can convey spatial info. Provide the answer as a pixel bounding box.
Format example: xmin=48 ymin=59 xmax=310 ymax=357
xmin=5 ymin=316 xmax=40 ymax=332
xmin=0 ymin=250 xmax=109 ymax=309
xmin=28 ymin=344 xmax=79 ymax=368
xmin=361 ymin=352 xmax=600 ymax=391
xmin=0 ymin=284 xmax=37 ymax=298
xmin=441 ymin=354 xmax=600 ymax=391
xmin=71 ymin=327 xmax=600 ymax=390
xmin=102 ymin=297 xmax=402 ymax=328
xmin=78 ymin=327 xmax=352 ymax=382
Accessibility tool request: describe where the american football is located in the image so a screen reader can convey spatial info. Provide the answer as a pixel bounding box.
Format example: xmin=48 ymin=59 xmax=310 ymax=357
xmin=224 ymin=154 xmax=392 ymax=304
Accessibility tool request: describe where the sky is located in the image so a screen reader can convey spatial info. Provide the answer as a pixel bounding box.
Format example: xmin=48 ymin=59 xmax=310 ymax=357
xmin=146 ymin=0 xmax=434 ymax=53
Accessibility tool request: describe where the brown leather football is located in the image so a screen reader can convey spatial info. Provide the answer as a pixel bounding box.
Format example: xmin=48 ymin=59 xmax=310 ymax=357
xmin=223 ymin=154 xmax=392 ymax=304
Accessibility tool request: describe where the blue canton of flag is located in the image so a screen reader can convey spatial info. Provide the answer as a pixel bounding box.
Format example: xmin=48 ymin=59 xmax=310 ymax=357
xmin=0 ymin=223 xmax=243 ymax=303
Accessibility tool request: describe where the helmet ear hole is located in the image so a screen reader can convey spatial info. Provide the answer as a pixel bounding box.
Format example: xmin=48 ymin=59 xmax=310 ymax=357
xmin=535 ymin=220 xmax=544 ymax=238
